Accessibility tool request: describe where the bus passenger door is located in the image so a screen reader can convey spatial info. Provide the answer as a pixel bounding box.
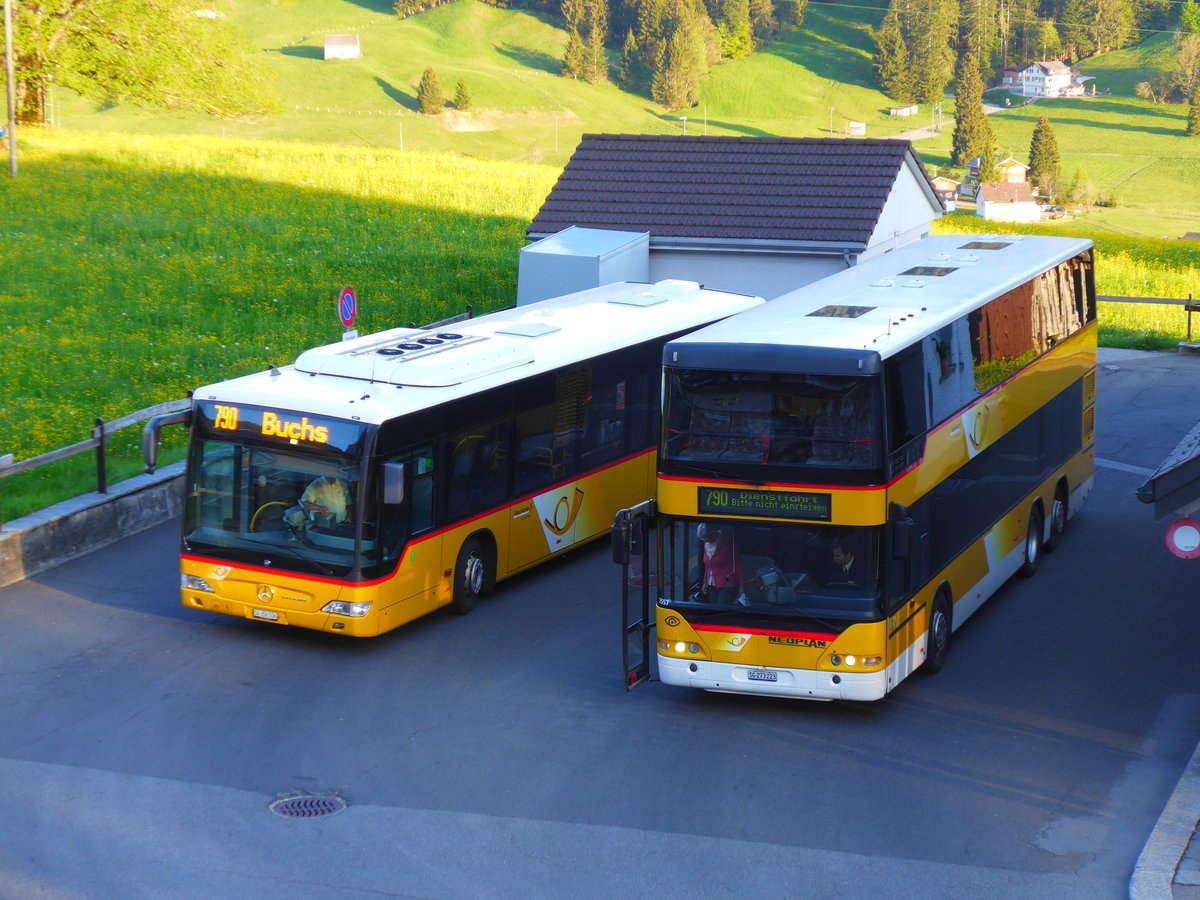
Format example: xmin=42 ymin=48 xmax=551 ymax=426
xmin=381 ymin=445 xmax=441 ymax=618
xmin=614 ymin=502 xmax=656 ymax=690
xmin=509 ymin=481 xmax=582 ymax=572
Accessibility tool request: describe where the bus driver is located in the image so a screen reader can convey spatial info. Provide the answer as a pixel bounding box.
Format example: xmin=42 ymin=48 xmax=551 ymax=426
xmin=287 ymin=475 xmax=351 ymax=530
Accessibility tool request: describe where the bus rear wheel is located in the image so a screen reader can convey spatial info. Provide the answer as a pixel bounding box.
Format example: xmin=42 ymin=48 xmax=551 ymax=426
xmin=1044 ymin=484 xmax=1068 ymax=553
xmin=922 ymin=592 xmax=951 ymax=675
xmin=450 ymin=538 xmax=489 ymax=615
xmin=1018 ymin=506 xmax=1043 ymax=577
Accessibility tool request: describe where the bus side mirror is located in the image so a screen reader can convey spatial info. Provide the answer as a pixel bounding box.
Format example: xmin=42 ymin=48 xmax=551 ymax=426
xmin=383 ymin=462 xmax=406 ymax=504
xmin=890 ymin=502 xmax=913 ymax=559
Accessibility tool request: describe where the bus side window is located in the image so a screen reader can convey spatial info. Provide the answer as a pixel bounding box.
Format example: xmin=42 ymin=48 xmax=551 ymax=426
xmin=884 ymin=345 xmax=926 ymax=454
xmin=449 ymin=424 xmax=507 ymax=518
xmin=515 ymin=372 xmax=563 ymax=494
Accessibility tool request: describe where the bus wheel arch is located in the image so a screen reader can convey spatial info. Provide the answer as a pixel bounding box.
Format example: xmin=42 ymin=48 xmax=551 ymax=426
xmin=1018 ymin=503 xmax=1044 ymax=577
xmin=922 ymin=586 xmax=952 ymax=675
xmin=1044 ymin=480 xmax=1068 ymax=553
xmin=450 ymin=531 xmax=496 ymax=615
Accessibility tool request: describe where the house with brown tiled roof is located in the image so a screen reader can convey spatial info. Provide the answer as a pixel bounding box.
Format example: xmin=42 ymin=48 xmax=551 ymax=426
xmin=976 ymin=182 xmax=1040 ymax=223
xmin=524 ymin=134 xmax=943 ymax=300
xmin=931 ymin=175 xmax=961 ymax=212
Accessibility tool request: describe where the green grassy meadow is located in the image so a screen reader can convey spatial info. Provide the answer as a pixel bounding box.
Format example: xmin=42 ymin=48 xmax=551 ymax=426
xmin=4 ymin=0 xmax=1200 ymax=520
xmin=0 ymin=129 xmax=558 ymax=521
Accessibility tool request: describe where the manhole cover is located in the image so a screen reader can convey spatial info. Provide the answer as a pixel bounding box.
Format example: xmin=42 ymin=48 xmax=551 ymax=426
xmin=269 ymin=794 xmax=347 ymax=819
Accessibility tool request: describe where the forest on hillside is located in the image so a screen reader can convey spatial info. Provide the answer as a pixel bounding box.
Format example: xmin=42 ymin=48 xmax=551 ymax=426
xmin=6 ymin=0 xmax=1199 ymax=134
xmin=394 ymin=0 xmax=1200 ymax=113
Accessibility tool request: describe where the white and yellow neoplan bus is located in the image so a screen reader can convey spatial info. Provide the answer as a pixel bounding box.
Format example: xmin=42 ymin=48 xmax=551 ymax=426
xmin=614 ymin=235 xmax=1096 ymax=700
xmin=144 ymin=281 xmax=763 ymax=637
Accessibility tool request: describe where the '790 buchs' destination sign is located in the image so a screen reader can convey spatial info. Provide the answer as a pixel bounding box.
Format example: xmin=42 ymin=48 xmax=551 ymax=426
xmin=697 ymin=486 xmax=831 ymax=521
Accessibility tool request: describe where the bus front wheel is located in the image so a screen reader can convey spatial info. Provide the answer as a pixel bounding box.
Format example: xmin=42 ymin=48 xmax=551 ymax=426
xmin=450 ymin=538 xmax=489 ymax=615
xmin=1018 ymin=506 xmax=1043 ymax=577
xmin=922 ymin=592 xmax=951 ymax=675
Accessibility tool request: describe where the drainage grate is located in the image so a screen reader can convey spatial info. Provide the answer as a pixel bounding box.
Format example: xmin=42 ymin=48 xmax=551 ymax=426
xmin=269 ymin=794 xmax=347 ymax=819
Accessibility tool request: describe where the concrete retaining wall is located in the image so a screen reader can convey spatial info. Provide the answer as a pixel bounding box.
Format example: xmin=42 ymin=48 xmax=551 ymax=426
xmin=0 ymin=462 xmax=185 ymax=589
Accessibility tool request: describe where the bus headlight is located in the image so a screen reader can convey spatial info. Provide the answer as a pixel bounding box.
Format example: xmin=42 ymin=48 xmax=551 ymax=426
xmin=183 ymin=574 xmax=215 ymax=593
xmin=830 ymin=654 xmax=883 ymax=669
xmin=659 ymin=641 xmax=701 ymax=655
xmin=321 ymin=600 xmax=372 ymax=617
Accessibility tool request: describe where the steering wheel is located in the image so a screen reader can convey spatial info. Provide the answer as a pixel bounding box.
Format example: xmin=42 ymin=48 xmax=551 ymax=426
xmin=250 ymin=501 xmax=291 ymax=532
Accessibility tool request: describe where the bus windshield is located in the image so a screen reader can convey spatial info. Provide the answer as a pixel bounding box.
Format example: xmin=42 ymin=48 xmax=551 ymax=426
xmin=184 ymin=403 xmax=372 ymax=577
xmin=662 ymin=369 xmax=883 ymax=479
xmin=659 ymin=518 xmax=883 ymax=620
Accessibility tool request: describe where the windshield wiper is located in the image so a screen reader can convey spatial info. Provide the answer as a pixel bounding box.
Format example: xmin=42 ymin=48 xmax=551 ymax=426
xmin=227 ymin=534 xmax=335 ymax=576
xmin=667 ymin=461 xmax=727 ymax=479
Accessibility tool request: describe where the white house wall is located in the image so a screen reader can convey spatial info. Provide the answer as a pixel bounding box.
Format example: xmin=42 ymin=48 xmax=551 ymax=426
xmin=647 ymin=250 xmax=848 ymax=300
xmin=866 ymin=167 xmax=939 ymax=257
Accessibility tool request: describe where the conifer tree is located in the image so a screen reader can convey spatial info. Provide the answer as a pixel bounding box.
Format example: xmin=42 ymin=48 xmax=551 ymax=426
xmin=977 ymin=143 xmax=998 ymax=183
xmin=454 ymin=77 xmax=473 ymax=111
xmin=873 ymin=7 xmax=911 ymax=101
xmin=908 ymin=0 xmax=957 ymax=104
xmin=1187 ymin=86 xmax=1200 ymax=137
xmin=874 ymin=0 xmax=955 ymax=103
xmin=958 ymin=0 xmax=998 ymax=74
xmin=637 ymin=0 xmax=669 ymax=72
xmin=776 ymin=0 xmax=807 ymax=28
xmin=651 ymin=11 xmax=705 ymax=108
xmin=417 ymin=66 xmax=445 ymax=115
xmin=618 ymin=29 xmax=643 ymax=88
xmin=562 ymin=29 xmax=587 ymax=78
xmin=715 ymin=0 xmax=754 ymax=58
xmin=951 ymin=54 xmax=993 ymax=166
xmin=749 ymin=0 xmax=775 ymax=40
xmin=1028 ymin=115 xmax=1061 ymax=199
xmin=583 ymin=0 xmax=610 ymax=83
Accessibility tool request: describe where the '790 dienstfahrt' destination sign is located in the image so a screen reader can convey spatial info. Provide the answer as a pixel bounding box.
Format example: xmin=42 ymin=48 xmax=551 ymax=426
xmin=697 ymin=486 xmax=831 ymax=521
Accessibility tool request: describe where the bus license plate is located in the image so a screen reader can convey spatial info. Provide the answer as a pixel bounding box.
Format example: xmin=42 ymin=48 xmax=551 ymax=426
xmin=252 ymin=609 xmax=280 ymax=621
xmin=747 ymin=669 xmax=778 ymax=682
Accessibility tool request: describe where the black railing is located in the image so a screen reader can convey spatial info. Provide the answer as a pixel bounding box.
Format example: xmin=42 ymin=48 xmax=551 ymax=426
xmin=0 ymin=398 xmax=190 ymax=530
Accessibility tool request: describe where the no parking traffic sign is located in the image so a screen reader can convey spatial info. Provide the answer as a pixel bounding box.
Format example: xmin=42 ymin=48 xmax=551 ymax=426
xmin=1166 ymin=518 xmax=1200 ymax=559
xmin=337 ymin=285 xmax=357 ymax=329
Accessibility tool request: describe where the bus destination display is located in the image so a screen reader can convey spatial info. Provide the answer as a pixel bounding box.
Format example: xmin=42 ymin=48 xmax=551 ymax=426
xmin=697 ymin=486 xmax=831 ymax=521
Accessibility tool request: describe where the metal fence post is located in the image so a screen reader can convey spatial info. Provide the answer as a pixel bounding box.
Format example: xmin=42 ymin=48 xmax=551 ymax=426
xmin=0 ymin=453 xmax=11 ymax=531
xmin=95 ymin=418 xmax=107 ymax=494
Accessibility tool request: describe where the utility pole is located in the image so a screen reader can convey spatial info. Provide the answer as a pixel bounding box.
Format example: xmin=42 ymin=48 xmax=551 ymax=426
xmin=4 ymin=0 xmax=16 ymax=177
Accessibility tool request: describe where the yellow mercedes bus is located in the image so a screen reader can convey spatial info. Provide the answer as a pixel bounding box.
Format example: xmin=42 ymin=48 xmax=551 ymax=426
xmin=145 ymin=280 xmax=762 ymax=637
xmin=616 ymin=235 xmax=1096 ymax=699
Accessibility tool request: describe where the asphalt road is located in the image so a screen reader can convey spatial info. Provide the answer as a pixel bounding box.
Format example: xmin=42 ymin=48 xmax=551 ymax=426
xmin=3 ymin=348 xmax=1200 ymax=900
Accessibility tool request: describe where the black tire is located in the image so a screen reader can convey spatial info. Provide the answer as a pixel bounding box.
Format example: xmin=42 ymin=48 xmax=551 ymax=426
xmin=1044 ymin=484 xmax=1068 ymax=553
xmin=922 ymin=592 xmax=952 ymax=675
xmin=1018 ymin=506 xmax=1043 ymax=577
xmin=450 ymin=538 xmax=488 ymax=615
